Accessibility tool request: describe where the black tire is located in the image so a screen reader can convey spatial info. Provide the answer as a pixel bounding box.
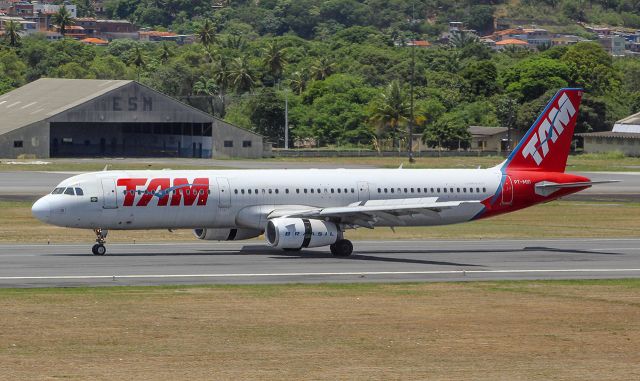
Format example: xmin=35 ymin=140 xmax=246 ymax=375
xmin=331 ymin=239 xmax=353 ymax=257
xmin=94 ymin=244 xmax=106 ymax=256
xmin=283 ymin=247 xmax=302 ymax=252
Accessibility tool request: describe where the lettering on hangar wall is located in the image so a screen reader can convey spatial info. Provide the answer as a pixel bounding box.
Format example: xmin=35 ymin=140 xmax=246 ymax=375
xmin=110 ymin=96 xmax=153 ymax=112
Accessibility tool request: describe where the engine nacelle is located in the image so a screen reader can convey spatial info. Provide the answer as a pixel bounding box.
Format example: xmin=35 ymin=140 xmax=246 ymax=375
xmin=193 ymin=228 xmax=261 ymax=241
xmin=266 ymin=218 xmax=339 ymax=249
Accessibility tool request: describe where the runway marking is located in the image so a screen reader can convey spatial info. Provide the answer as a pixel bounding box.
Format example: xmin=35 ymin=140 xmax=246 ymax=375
xmin=1 ymin=269 xmax=640 ymax=281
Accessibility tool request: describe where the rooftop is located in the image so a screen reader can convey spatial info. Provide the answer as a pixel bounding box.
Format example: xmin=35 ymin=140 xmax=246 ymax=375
xmin=0 ymin=78 xmax=131 ymax=136
xmin=469 ymin=126 xmax=508 ymax=136
xmin=496 ymin=38 xmax=528 ymax=45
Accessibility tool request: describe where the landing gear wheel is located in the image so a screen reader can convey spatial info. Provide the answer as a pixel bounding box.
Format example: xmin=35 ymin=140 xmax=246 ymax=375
xmin=330 ymin=239 xmax=353 ymax=257
xmin=92 ymin=244 xmax=106 ymax=256
xmin=283 ymin=248 xmax=302 ymax=252
xmin=92 ymin=228 xmax=108 ymax=256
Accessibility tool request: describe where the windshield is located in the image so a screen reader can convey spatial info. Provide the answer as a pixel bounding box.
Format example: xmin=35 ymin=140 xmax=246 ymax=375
xmin=51 ymin=187 xmax=65 ymax=194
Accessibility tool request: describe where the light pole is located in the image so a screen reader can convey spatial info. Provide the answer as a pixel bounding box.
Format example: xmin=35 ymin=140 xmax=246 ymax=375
xmin=284 ymin=87 xmax=289 ymax=149
xmin=408 ymin=2 xmax=416 ymax=163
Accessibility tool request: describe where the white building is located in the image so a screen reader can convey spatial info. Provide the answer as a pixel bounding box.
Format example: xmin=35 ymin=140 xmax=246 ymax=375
xmin=579 ymin=112 xmax=640 ymax=156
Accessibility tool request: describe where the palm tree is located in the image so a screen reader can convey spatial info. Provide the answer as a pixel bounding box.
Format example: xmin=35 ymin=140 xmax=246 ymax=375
xmin=288 ymin=69 xmax=307 ymax=95
xmin=159 ymin=43 xmax=173 ymax=63
xmin=131 ymin=47 xmax=146 ymax=81
xmin=228 ymin=56 xmax=256 ymax=93
xmin=222 ymin=34 xmax=246 ymax=51
xmin=310 ymin=57 xmax=335 ymax=80
xmin=262 ymin=40 xmax=287 ymax=84
xmin=449 ymin=31 xmax=478 ymax=49
xmin=198 ymin=19 xmax=216 ymax=47
xmin=368 ymin=80 xmax=410 ymax=150
xmin=211 ymin=57 xmax=230 ymax=117
xmin=193 ymin=78 xmax=219 ymax=115
xmin=52 ymin=5 xmax=74 ymax=36
xmin=4 ymin=20 xmax=21 ymax=47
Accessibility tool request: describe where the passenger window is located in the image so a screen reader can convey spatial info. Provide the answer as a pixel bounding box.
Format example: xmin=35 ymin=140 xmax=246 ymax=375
xmin=443 ymin=188 xmax=447 ymax=193
xmin=404 ymin=188 xmax=408 ymax=193
xmin=457 ymin=188 xmax=460 ymax=193
xmin=248 ymin=189 xmax=252 ymax=194
xmin=332 ymin=189 xmax=336 ymax=194
xmin=463 ymin=188 xmax=467 ymax=193
xmin=470 ymin=188 xmax=473 ymax=193
xmin=483 ymin=187 xmax=487 ymax=193
xmin=241 ymin=189 xmax=245 ymax=194
xmin=391 ymin=188 xmax=395 ymax=193
xmin=318 ymin=188 xmax=321 ymax=193
xmin=234 ymin=189 xmax=238 ymax=194
xmin=430 ymin=188 xmax=434 ymax=193
xmin=285 ymin=189 xmax=289 ymax=194
xmin=268 ymin=189 xmax=272 ymax=194
xmin=64 ymin=187 xmax=75 ymax=195
xmin=450 ymin=188 xmax=454 ymax=193
xmin=344 ymin=188 xmax=348 ymax=193
xmin=296 ymin=189 xmax=300 ymax=194
xmin=310 ymin=189 xmax=314 ymax=193
xmin=417 ymin=188 xmax=421 ymax=193
xmin=275 ymin=189 xmax=279 ymax=194
xmin=384 ymin=188 xmax=387 ymax=193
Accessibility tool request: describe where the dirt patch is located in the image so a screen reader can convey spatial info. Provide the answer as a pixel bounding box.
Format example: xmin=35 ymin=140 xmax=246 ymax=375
xmin=1 ymin=281 xmax=639 ymax=380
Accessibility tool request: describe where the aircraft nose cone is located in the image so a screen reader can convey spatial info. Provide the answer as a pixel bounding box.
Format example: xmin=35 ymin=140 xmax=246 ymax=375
xmin=32 ymin=197 xmax=51 ymax=223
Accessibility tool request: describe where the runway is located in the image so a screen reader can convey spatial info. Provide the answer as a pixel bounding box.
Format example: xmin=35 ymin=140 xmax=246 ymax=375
xmin=1 ymin=238 xmax=639 ymax=287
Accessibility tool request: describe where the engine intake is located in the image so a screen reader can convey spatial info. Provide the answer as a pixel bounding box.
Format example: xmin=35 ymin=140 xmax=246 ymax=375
xmin=266 ymin=218 xmax=339 ymax=249
xmin=193 ymin=228 xmax=261 ymax=241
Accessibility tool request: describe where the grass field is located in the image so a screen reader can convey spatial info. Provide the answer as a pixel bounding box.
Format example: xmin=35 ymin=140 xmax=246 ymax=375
xmin=1 ymin=280 xmax=639 ymax=380
xmin=1 ymin=200 xmax=639 ymax=244
xmin=1 ymin=152 xmax=640 ymax=172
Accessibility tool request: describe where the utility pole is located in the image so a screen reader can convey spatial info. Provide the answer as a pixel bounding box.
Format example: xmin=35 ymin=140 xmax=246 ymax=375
xmin=284 ymin=88 xmax=289 ymax=149
xmin=408 ymin=2 xmax=416 ymax=163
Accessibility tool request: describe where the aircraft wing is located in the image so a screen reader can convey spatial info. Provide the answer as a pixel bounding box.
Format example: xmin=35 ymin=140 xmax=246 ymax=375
xmin=267 ymin=198 xmax=483 ymax=228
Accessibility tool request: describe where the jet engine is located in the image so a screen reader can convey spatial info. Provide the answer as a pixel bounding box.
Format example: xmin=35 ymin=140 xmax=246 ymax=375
xmin=266 ymin=218 xmax=339 ymax=249
xmin=193 ymin=228 xmax=262 ymax=241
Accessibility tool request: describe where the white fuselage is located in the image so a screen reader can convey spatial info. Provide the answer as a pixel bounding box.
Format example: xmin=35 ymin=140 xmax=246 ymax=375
xmin=33 ymin=169 xmax=502 ymax=231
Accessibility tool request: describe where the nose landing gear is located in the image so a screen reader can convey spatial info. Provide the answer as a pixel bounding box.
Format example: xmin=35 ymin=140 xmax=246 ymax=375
xmin=92 ymin=228 xmax=108 ymax=256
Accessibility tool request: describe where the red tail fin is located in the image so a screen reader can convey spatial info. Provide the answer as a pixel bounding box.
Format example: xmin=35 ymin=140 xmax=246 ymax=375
xmin=503 ymin=88 xmax=583 ymax=173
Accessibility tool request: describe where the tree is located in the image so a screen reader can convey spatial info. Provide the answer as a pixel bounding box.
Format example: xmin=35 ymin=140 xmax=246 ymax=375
xmin=3 ymin=20 xmax=21 ymax=47
xmin=159 ymin=43 xmax=173 ymax=64
xmin=193 ymin=78 xmax=218 ymax=115
xmin=261 ymin=40 xmax=288 ymax=84
xmin=561 ymin=42 xmax=619 ymax=95
xmin=310 ymin=56 xmax=335 ymax=80
xmin=461 ymin=60 xmax=497 ymax=97
xmin=131 ymin=47 xmax=146 ymax=81
xmin=502 ymin=58 xmax=571 ymax=101
xmin=496 ymin=96 xmax=518 ymax=151
xmin=368 ymin=80 xmax=410 ymax=150
xmin=289 ymin=70 xmax=308 ymax=95
xmin=228 ymin=56 xmax=256 ymax=93
xmin=52 ymin=5 xmax=74 ymax=36
xmin=449 ymin=31 xmax=478 ymax=49
xmin=198 ymin=19 xmax=216 ymax=47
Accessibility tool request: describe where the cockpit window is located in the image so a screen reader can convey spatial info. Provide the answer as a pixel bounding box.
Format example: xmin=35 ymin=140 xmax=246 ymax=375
xmin=75 ymin=188 xmax=84 ymax=196
xmin=51 ymin=187 xmax=65 ymax=194
xmin=64 ymin=187 xmax=75 ymax=195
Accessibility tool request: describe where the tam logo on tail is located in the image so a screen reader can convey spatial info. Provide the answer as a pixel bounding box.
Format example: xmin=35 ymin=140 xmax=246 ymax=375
xmin=504 ymin=88 xmax=582 ymax=173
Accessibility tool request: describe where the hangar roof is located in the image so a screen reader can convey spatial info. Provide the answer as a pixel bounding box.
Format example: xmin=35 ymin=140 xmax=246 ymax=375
xmin=0 ymin=78 xmax=131 ymax=135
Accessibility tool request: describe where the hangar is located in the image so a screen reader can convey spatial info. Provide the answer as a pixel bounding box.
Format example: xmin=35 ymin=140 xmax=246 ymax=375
xmin=578 ymin=111 xmax=640 ymax=156
xmin=0 ymin=78 xmax=266 ymax=159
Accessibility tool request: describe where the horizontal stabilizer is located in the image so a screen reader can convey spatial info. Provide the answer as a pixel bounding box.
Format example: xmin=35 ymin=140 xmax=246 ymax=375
xmin=535 ymin=180 xmax=620 ymax=196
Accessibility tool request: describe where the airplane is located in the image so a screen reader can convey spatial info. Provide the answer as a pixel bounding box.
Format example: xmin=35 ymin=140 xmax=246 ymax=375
xmin=31 ymin=88 xmax=617 ymax=256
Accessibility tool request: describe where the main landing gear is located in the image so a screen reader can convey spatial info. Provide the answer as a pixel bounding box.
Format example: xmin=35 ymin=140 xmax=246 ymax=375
xmin=330 ymin=239 xmax=353 ymax=257
xmin=92 ymin=228 xmax=108 ymax=256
